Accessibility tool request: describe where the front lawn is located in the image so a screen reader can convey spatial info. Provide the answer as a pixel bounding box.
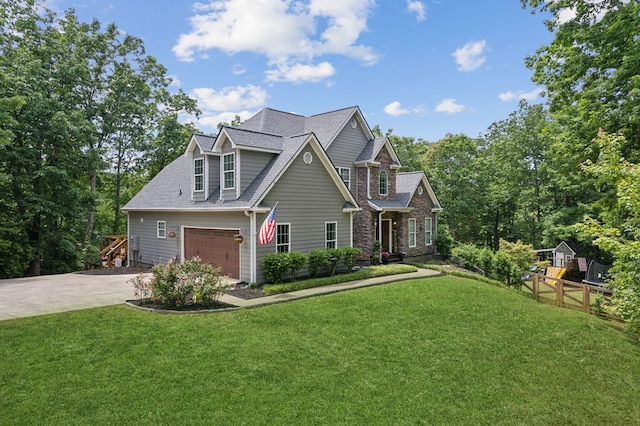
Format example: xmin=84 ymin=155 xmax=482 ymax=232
xmin=1 ymin=276 xmax=638 ymax=425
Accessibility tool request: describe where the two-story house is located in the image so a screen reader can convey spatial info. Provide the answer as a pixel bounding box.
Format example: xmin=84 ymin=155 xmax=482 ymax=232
xmin=123 ymin=106 xmax=441 ymax=283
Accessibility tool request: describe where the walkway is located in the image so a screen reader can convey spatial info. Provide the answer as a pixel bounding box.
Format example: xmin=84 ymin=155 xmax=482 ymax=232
xmin=0 ymin=268 xmax=442 ymax=321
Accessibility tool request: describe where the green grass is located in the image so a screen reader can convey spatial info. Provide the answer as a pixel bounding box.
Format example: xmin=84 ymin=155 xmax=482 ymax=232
xmin=1 ymin=276 xmax=639 ymax=425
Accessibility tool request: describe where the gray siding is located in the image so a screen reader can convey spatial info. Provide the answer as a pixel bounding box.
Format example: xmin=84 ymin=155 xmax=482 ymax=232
xmin=326 ymin=118 xmax=369 ymax=170
xmin=255 ymin=147 xmax=352 ymax=283
xmin=207 ymin=154 xmax=220 ymax=200
xmin=240 ymin=149 xmax=273 ymax=193
xmin=127 ymin=211 xmax=252 ymax=282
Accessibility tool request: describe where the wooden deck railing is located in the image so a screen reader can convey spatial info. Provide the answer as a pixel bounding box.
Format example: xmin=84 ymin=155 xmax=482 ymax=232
xmin=99 ymin=235 xmax=128 ymax=268
xmin=522 ymin=273 xmax=622 ymax=322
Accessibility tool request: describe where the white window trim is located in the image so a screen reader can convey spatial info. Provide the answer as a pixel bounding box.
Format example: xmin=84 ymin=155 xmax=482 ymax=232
xmin=338 ymin=167 xmax=350 ymax=190
xmin=157 ymin=221 xmax=167 ymax=239
xmin=223 ymin=152 xmax=235 ymax=190
xmin=408 ymin=218 xmax=416 ymax=248
xmin=194 ymin=158 xmax=204 ymax=192
xmin=425 ymin=217 xmax=433 ymax=246
xmin=325 ymin=221 xmax=338 ymax=249
xmin=275 ymin=223 xmax=291 ymax=253
xmin=379 ymin=170 xmax=388 ymax=196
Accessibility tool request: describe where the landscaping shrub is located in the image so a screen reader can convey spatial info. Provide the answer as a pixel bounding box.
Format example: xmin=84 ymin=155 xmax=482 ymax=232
xmin=371 ymin=241 xmax=382 ymax=265
xmin=262 ymin=252 xmax=290 ymax=284
xmin=326 ymin=248 xmax=341 ymax=276
xmin=286 ymin=251 xmax=307 ymax=281
xmin=478 ymin=247 xmax=495 ymax=277
xmin=307 ymin=249 xmax=329 ymax=278
xmin=341 ymin=247 xmax=361 ymax=272
xmin=435 ymin=224 xmax=454 ymax=256
xmin=452 ymin=243 xmax=481 ymax=270
xmin=130 ymin=257 xmax=230 ymax=308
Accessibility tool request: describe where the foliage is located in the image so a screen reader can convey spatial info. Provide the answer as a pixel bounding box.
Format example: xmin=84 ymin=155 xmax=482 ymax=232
xmin=0 ymin=0 xmax=199 ymax=277
xmin=451 ymin=244 xmax=481 ymax=270
xmin=262 ymin=252 xmax=291 ymax=284
xmin=371 ymin=240 xmax=382 ymax=265
xmin=130 ymin=257 xmax=229 ymax=308
xmin=263 ymin=264 xmax=417 ymax=294
xmin=326 ymin=248 xmax=342 ymax=276
xmin=285 ymin=251 xmax=307 ymax=282
xmin=307 ymin=249 xmax=329 ymax=278
xmin=435 ymin=224 xmax=454 ymax=256
xmin=340 ymin=247 xmax=362 ymax=272
xmin=577 ymin=131 xmax=640 ymax=333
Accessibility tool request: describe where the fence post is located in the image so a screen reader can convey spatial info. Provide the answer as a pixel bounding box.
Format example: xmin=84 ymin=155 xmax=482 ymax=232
xmin=556 ymin=280 xmax=564 ymax=307
xmin=583 ymin=284 xmax=591 ymax=313
xmin=532 ymin=273 xmax=539 ymax=300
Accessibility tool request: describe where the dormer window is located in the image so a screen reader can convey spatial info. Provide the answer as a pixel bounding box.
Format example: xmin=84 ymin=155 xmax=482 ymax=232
xmin=194 ymin=158 xmax=204 ymax=192
xmin=223 ymin=153 xmax=235 ymax=190
xmin=379 ymin=170 xmax=388 ymax=196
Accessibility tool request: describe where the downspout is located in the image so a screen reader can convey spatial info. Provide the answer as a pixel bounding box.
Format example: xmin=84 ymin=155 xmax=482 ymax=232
xmin=378 ymin=211 xmax=383 ymax=249
xmin=125 ymin=211 xmax=130 ymax=267
xmin=366 ymin=164 xmax=371 ymax=199
xmin=350 ymin=211 xmax=354 ymax=247
xmin=244 ymin=210 xmax=256 ymax=283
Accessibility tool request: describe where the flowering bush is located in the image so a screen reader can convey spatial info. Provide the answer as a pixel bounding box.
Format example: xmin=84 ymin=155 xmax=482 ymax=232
xmin=129 ymin=257 xmax=231 ymax=308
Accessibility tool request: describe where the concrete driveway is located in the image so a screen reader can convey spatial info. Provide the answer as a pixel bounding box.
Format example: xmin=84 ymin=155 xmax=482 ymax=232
xmin=0 ymin=272 xmax=140 ymax=321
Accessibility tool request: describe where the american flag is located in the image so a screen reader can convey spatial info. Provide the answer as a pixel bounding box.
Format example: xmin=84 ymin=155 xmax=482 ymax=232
xmin=258 ymin=204 xmax=277 ymax=244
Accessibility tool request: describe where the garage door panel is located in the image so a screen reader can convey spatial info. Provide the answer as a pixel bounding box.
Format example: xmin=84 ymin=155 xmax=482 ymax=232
xmin=184 ymin=228 xmax=240 ymax=278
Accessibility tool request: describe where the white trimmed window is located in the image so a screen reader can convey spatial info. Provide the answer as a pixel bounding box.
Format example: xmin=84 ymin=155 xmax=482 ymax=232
xmin=223 ymin=153 xmax=235 ymax=190
xmin=276 ymin=223 xmax=290 ymax=253
xmin=425 ymin=217 xmax=433 ymax=245
xmin=194 ymin=158 xmax=204 ymax=192
xmin=408 ymin=218 xmax=416 ymax=247
xmin=338 ymin=167 xmax=350 ymax=189
xmin=379 ymin=170 xmax=388 ymax=196
xmin=157 ymin=221 xmax=167 ymax=239
xmin=325 ymin=222 xmax=337 ymax=248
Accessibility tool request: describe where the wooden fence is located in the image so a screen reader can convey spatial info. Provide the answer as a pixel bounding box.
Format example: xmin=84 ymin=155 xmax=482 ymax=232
xmin=522 ymin=273 xmax=622 ymax=323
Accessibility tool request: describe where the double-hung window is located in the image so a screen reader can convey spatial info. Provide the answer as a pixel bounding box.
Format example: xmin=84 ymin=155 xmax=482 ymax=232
xmin=276 ymin=223 xmax=290 ymax=253
xmin=425 ymin=217 xmax=433 ymax=245
xmin=337 ymin=167 xmax=350 ymax=189
xmin=325 ymin=222 xmax=337 ymax=248
xmin=223 ymin=153 xmax=235 ymax=190
xmin=379 ymin=170 xmax=388 ymax=195
xmin=194 ymin=158 xmax=204 ymax=192
xmin=408 ymin=218 xmax=416 ymax=247
xmin=157 ymin=221 xmax=167 ymax=239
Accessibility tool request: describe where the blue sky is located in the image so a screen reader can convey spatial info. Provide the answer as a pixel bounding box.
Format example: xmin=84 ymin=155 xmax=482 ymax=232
xmin=49 ymin=0 xmax=554 ymax=142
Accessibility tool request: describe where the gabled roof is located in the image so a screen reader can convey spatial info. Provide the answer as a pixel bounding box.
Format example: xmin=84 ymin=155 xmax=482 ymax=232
xmin=396 ymin=171 xmax=442 ymax=212
xmin=123 ymin=133 xmax=358 ymax=212
xmin=355 ymin=137 xmax=402 ymax=169
xmin=213 ymin=126 xmax=284 ymax=153
xmin=185 ymin=133 xmax=217 ymax=155
xmin=238 ymin=106 xmax=373 ymax=149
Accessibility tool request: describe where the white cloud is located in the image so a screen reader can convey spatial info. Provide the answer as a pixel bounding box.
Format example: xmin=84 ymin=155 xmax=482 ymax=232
xmin=384 ymin=101 xmax=425 ymax=117
xmin=231 ymin=63 xmax=246 ymax=75
xmin=173 ymin=0 xmax=378 ymax=83
xmin=407 ymin=1 xmax=426 ymax=21
xmin=435 ymin=98 xmax=466 ymax=114
xmin=452 ymin=40 xmax=487 ymax=72
xmin=265 ymin=62 xmax=336 ymax=83
xmin=197 ymin=110 xmax=256 ymax=128
xmin=498 ymin=88 xmax=544 ymax=102
xmin=167 ymin=75 xmax=181 ymax=87
xmin=190 ymin=84 xmax=268 ymax=111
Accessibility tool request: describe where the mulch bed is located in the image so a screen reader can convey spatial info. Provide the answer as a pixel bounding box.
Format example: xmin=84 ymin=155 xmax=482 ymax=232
xmin=227 ymin=284 xmax=268 ymax=300
xmin=128 ymin=298 xmax=237 ymax=311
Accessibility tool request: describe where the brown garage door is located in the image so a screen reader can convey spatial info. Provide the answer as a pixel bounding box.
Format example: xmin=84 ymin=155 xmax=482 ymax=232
xmin=184 ymin=228 xmax=240 ymax=278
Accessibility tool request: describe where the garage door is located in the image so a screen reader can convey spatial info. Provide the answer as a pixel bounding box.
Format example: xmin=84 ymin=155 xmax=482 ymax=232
xmin=184 ymin=228 xmax=240 ymax=279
